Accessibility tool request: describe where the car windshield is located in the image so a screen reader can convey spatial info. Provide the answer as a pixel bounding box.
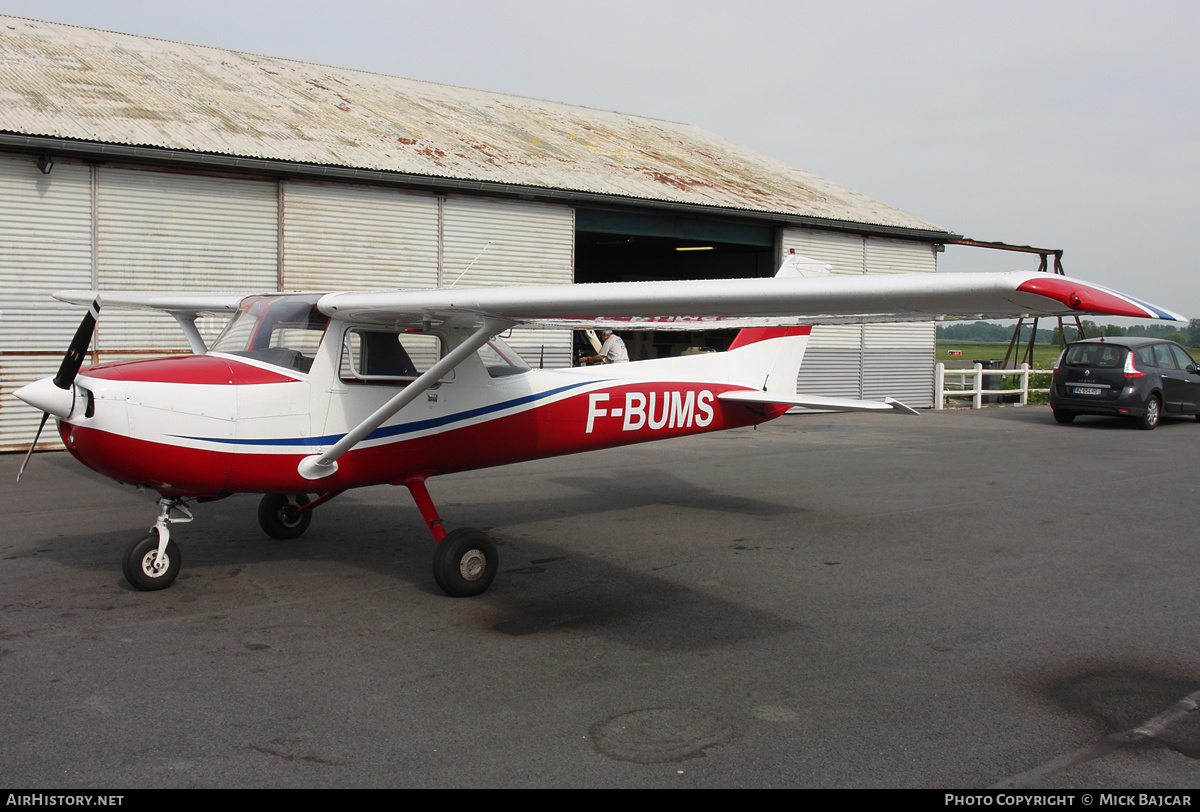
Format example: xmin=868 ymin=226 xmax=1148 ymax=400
xmin=1063 ymin=343 xmax=1124 ymax=369
xmin=211 ymin=295 xmax=329 ymax=373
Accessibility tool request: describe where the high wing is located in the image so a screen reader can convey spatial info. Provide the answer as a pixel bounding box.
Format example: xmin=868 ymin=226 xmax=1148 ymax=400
xmin=52 ymin=291 xmax=246 ymax=355
xmin=54 ymin=269 xmax=1185 ymax=330
xmin=54 ymin=291 xmax=245 ymax=313
xmin=317 ymin=271 xmax=1184 ymax=329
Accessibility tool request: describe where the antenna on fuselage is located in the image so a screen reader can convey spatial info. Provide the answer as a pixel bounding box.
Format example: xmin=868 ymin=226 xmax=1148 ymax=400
xmin=446 ymin=242 xmax=493 ymax=289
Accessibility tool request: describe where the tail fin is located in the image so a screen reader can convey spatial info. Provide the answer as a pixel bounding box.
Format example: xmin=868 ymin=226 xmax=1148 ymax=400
xmin=726 ymin=252 xmax=826 ymax=393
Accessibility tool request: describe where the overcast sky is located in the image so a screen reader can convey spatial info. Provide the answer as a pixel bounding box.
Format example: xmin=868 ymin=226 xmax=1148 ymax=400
xmin=4 ymin=0 xmax=1197 ymax=319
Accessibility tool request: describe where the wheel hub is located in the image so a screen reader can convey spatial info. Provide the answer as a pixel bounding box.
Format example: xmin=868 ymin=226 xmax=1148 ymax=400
xmin=141 ymin=550 xmax=168 ymax=576
xmin=459 ymin=549 xmax=486 ymax=581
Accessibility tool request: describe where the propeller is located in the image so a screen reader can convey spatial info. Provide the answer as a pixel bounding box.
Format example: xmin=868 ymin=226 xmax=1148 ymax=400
xmin=15 ymin=299 xmax=101 ymax=481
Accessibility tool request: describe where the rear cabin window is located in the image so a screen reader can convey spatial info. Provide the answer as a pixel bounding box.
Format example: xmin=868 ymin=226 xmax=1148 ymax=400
xmin=1064 ymin=344 xmax=1123 ymax=369
xmin=340 ymin=330 xmax=443 ymax=384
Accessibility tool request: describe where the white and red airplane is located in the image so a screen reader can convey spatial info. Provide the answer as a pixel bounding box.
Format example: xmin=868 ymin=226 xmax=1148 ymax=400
xmin=13 ymin=253 xmax=1184 ymax=596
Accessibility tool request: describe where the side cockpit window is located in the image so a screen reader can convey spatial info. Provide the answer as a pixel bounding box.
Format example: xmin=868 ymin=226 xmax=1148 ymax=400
xmin=340 ymin=329 xmax=444 ymax=385
xmin=211 ymin=295 xmax=328 ymax=374
xmin=479 ymin=337 xmax=531 ymax=378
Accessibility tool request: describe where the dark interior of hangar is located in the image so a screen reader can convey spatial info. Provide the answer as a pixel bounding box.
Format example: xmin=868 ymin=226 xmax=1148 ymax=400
xmin=574 ymin=208 xmax=777 ymax=283
xmin=572 ymin=208 xmax=778 ymax=360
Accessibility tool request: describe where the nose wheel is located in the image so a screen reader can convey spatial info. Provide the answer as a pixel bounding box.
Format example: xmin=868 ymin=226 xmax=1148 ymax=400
xmin=121 ymin=497 xmax=193 ymax=591
xmin=122 ymin=532 xmax=181 ymax=591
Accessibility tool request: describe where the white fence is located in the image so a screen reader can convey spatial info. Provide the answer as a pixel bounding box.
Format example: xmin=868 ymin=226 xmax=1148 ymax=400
xmin=934 ymin=363 xmax=1053 ymax=410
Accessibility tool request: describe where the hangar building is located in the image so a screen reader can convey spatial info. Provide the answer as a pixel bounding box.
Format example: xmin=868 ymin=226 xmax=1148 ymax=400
xmin=0 ymin=15 xmax=956 ymax=451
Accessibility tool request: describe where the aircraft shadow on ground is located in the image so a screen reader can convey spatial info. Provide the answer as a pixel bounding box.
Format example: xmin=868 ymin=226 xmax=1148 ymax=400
xmin=9 ymin=467 xmax=807 ymax=653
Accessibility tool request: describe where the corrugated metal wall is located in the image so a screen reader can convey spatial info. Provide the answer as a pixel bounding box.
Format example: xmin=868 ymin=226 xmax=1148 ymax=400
xmin=784 ymin=228 xmax=936 ymax=407
xmin=0 ymin=156 xmax=93 ymax=450
xmin=97 ymin=167 xmax=279 ymax=351
xmin=862 ymin=238 xmax=936 ymax=405
xmin=0 ymin=159 xmax=579 ymax=450
xmin=280 ymin=181 xmax=440 ymax=291
xmin=785 ymin=229 xmax=867 ymax=399
xmin=442 ymin=196 xmax=574 ymax=370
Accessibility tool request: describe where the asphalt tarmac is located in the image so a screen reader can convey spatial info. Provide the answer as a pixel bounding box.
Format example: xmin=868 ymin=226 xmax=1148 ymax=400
xmin=2 ymin=406 xmax=1198 ymax=788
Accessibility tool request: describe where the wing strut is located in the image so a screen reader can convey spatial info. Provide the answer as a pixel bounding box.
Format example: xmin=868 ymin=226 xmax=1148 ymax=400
xmin=171 ymin=313 xmax=208 ymax=355
xmin=297 ymin=319 xmax=508 ymax=480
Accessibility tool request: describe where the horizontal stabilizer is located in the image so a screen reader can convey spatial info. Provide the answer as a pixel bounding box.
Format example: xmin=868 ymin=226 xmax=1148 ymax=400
xmin=718 ymin=389 xmax=920 ymax=416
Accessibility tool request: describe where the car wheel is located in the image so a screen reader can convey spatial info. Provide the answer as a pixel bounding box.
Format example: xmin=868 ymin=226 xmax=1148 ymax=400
xmin=1138 ymin=395 xmax=1160 ymax=430
xmin=1053 ymin=409 xmax=1076 ymax=424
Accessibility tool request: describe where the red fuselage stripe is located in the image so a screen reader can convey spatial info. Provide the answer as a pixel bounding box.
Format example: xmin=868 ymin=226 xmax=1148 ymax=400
xmin=61 ymin=382 xmax=786 ymax=496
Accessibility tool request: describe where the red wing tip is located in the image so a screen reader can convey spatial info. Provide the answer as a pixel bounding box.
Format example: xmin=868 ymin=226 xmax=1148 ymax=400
xmin=1016 ymin=277 xmax=1180 ymax=321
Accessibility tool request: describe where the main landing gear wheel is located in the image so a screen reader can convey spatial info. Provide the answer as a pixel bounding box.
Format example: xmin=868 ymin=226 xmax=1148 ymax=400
xmin=123 ymin=532 xmax=181 ymax=591
xmin=432 ymin=528 xmax=498 ymax=598
xmin=257 ymin=493 xmax=312 ymax=539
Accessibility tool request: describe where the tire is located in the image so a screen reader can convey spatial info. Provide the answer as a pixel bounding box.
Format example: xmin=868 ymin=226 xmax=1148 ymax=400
xmin=1053 ymin=408 xmax=1076 ymax=424
xmin=1138 ymin=395 xmax=1161 ymax=430
xmin=257 ymin=493 xmax=311 ymax=539
xmin=432 ymin=528 xmax=498 ymax=597
xmin=123 ymin=532 xmax=181 ymax=591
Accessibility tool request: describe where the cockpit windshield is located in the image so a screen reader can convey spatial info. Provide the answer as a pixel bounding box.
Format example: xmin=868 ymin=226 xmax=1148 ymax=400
xmin=211 ymin=295 xmax=329 ymax=373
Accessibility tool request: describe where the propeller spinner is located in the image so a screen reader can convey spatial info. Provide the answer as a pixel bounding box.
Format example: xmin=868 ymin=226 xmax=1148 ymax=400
xmin=14 ymin=299 xmax=100 ymax=480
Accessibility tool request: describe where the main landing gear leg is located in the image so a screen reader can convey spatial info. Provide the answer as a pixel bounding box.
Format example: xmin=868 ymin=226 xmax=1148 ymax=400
xmin=405 ymin=477 xmax=498 ymax=598
xmin=122 ymin=497 xmax=193 ymax=591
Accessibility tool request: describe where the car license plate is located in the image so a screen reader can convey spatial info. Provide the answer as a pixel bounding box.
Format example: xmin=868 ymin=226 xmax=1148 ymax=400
xmin=1072 ymin=386 xmax=1103 ymax=396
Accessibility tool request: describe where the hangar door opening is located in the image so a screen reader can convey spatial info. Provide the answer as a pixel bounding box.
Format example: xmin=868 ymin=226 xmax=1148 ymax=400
xmin=574 ymin=208 xmax=776 ymax=362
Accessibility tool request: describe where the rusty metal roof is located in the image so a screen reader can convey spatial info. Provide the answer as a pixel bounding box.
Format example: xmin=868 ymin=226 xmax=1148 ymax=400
xmin=0 ymin=15 xmax=946 ymax=233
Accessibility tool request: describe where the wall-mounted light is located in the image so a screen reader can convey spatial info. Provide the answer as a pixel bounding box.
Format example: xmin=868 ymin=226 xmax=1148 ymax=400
xmin=675 ymin=245 xmax=714 ymax=252
xmin=36 ymin=153 xmax=53 ymax=174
